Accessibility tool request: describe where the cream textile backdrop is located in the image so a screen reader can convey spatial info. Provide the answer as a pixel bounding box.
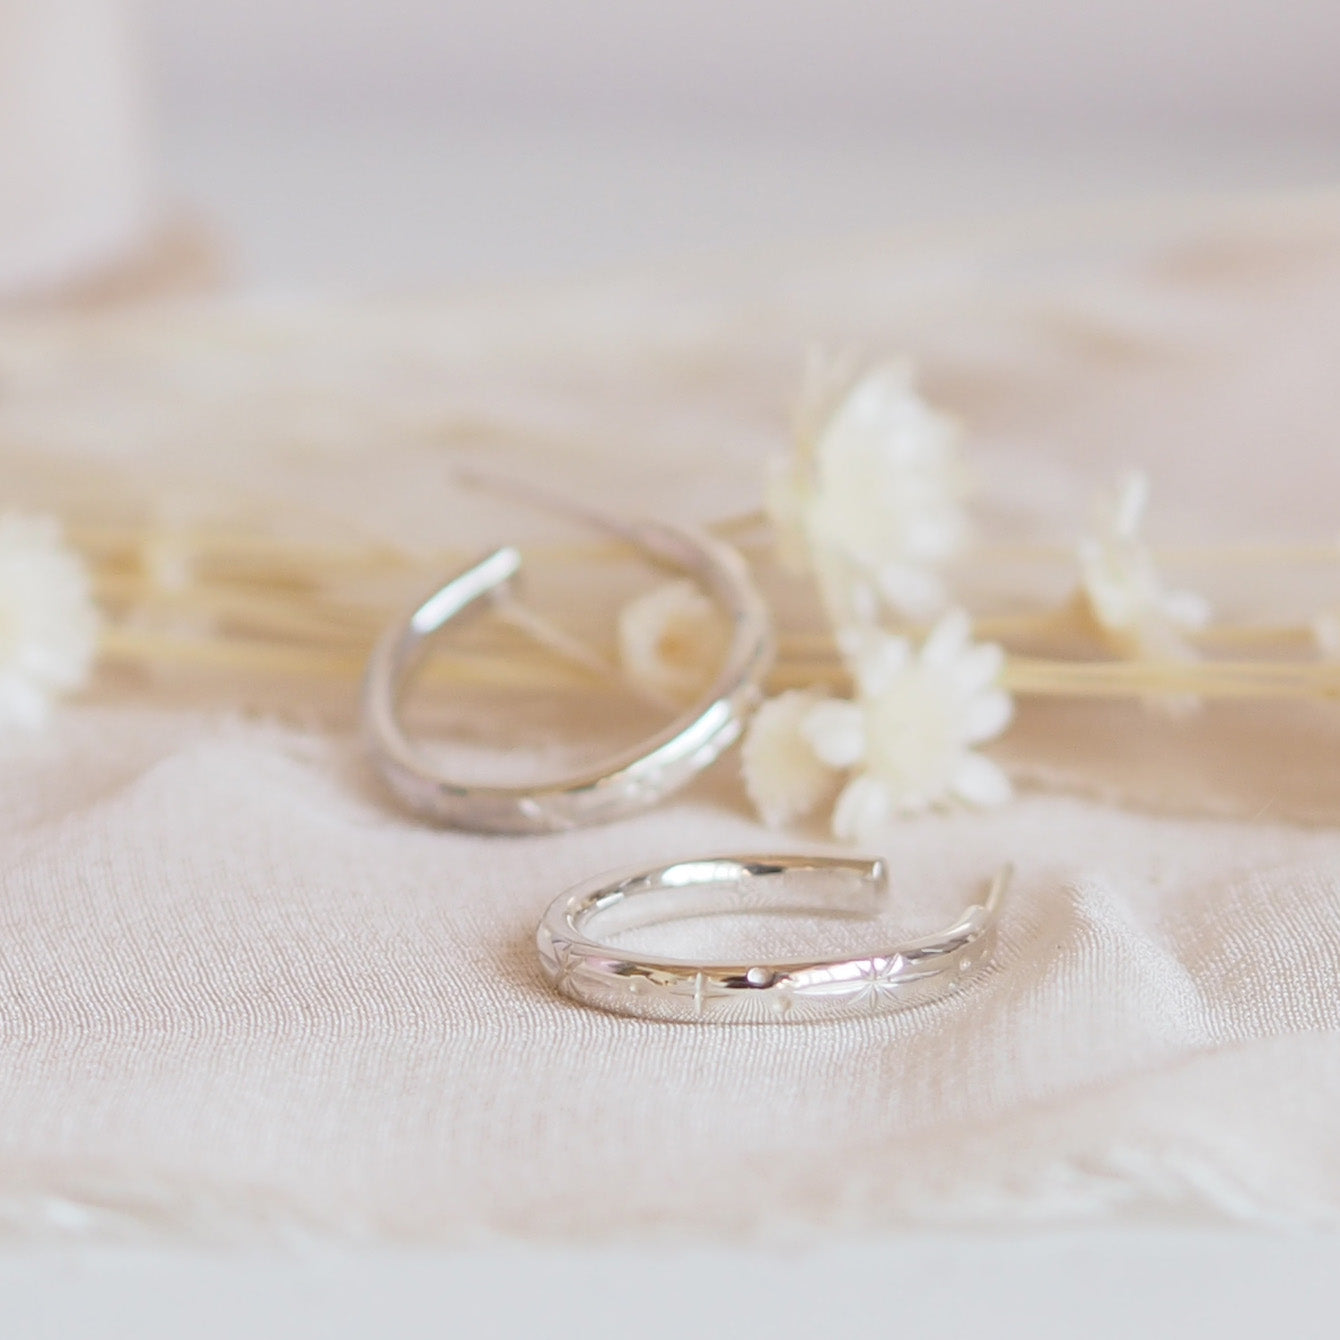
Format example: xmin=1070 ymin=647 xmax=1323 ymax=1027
xmin=155 ymin=0 xmax=1340 ymax=131
xmin=0 ymin=0 xmax=154 ymax=295
xmin=0 ymin=193 xmax=1339 ymax=1237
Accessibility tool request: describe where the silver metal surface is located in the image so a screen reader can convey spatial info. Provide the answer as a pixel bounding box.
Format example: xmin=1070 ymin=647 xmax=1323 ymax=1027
xmin=538 ymin=856 xmax=1010 ymax=1022
xmin=361 ymin=517 xmax=773 ymax=833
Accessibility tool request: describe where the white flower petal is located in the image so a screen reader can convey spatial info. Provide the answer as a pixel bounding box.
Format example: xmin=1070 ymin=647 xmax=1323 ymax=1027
xmin=0 ymin=513 xmax=99 ymax=729
xmin=1077 ymin=473 xmax=1208 ymax=663
xmin=773 ymin=357 xmax=967 ymax=614
xmin=920 ymin=607 xmax=973 ymax=668
xmin=832 ymin=774 xmax=893 ymax=843
xmin=1113 ymin=471 xmax=1150 ymax=538
xmin=846 ymin=577 xmax=880 ymax=627
xmin=800 ymin=698 xmax=867 ymax=769
xmin=741 ymin=692 xmax=840 ymax=829
xmin=824 ymin=616 xmax=1019 ymax=822
xmin=617 ymin=579 xmax=729 ymax=705
xmin=890 ymin=789 xmax=935 ymax=817
xmin=952 ymin=752 xmax=1014 ymax=808
xmin=962 ymin=688 xmax=1015 ymax=744
xmin=951 ymin=641 xmax=1006 ymax=695
xmin=0 ymin=673 xmax=52 ymax=730
xmin=903 ymin=513 xmax=963 ymax=563
xmin=1161 ymin=588 xmax=1212 ymax=631
xmin=874 ymin=563 xmax=945 ymax=620
xmin=840 ymin=627 xmax=911 ymax=697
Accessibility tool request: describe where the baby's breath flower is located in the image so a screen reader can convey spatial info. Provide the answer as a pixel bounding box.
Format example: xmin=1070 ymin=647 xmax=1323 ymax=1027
xmin=766 ymin=358 xmax=968 ymax=620
xmin=0 ymin=514 xmax=100 ymax=729
xmin=1077 ymin=471 xmax=1209 ymax=660
xmin=817 ymin=611 xmax=1013 ymax=840
xmin=740 ymin=689 xmax=840 ymax=829
xmin=741 ymin=610 xmax=1013 ymax=842
xmin=617 ymin=579 xmax=730 ymax=706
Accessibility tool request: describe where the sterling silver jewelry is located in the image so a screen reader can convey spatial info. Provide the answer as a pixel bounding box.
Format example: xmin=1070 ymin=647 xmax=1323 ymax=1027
xmin=537 ymin=855 xmax=1010 ymax=1022
xmin=361 ymin=514 xmax=773 ymax=834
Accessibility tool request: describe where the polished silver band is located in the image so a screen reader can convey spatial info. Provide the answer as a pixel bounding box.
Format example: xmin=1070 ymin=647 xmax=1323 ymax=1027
xmin=361 ymin=521 xmax=773 ymax=834
xmin=537 ymin=855 xmax=1009 ymax=1022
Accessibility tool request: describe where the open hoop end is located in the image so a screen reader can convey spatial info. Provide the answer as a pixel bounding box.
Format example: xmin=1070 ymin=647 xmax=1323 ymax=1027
xmin=408 ymin=546 xmax=522 ymax=637
xmin=540 ymin=853 xmax=1007 ymax=1023
xmin=362 ymin=504 xmax=771 ymax=833
xmin=984 ymin=863 xmax=1014 ymax=918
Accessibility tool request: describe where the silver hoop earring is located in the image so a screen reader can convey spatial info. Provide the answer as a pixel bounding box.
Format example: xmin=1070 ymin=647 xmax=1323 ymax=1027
xmin=361 ymin=513 xmax=773 ymax=834
xmin=537 ymin=856 xmax=1009 ymax=1022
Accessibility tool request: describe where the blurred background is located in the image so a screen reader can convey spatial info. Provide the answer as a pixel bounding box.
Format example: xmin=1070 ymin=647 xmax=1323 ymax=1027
xmin=3 ymin=0 xmax=1338 ymax=296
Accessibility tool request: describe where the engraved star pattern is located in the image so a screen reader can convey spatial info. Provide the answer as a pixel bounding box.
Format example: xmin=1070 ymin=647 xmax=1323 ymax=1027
xmin=550 ymin=941 xmax=589 ymax=996
xmin=792 ymin=954 xmax=907 ymax=1014
xmin=843 ymin=955 xmax=906 ymax=1011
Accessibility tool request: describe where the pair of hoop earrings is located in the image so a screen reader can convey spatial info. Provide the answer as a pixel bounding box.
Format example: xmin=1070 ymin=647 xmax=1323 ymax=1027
xmin=361 ymin=496 xmax=1006 ymax=1023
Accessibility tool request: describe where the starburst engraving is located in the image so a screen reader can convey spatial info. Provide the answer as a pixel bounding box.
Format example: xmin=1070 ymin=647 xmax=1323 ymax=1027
xmin=794 ymin=954 xmax=907 ymax=1013
xmin=846 ymin=955 xmax=906 ymax=1011
xmin=551 ymin=941 xmax=588 ymax=995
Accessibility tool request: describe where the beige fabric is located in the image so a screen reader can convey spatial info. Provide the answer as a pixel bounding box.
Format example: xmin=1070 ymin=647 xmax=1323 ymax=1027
xmin=0 ymin=1 xmax=154 ymax=298
xmin=1 ymin=192 xmax=1340 ymax=1239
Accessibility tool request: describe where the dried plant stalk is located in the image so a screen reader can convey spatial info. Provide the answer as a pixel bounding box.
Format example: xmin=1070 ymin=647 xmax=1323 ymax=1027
xmin=78 ymin=521 xmax=1340 ymax=709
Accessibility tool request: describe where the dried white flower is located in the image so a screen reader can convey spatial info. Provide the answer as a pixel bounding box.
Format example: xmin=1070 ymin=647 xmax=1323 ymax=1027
xmin=740 ymin=689 xmax=840 ymax=829
xmin=766 ymin=358 xmax=968 ymax=619
xmin=742 ymin=610 xmax=1013 ymax=841
xmin=617 ymin=579 xmax=729 ymax=706
xmin=0 ymin=514 xmax=100 ymax=729
xmin=819 ymin=611 xmax=1013 ymax=839
xmin=1077 ymin=471 xmax=1209 ymax=659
